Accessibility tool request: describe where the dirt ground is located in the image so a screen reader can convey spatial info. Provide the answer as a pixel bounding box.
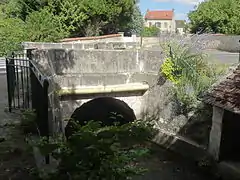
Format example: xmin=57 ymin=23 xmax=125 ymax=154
xmin=0 ymin=113 xmax=36 ymax=180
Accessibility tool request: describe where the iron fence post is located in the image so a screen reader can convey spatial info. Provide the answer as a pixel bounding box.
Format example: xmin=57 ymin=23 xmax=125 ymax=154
xmin=6 ymin=58 xmax=12 ymax=112
xmin=43 ymin=79 xmax=50 ymax=164
xmin=6 ymin=52 xmax=16 ymax=112
xmin=239 ymin=40 xmax=240 ymax=63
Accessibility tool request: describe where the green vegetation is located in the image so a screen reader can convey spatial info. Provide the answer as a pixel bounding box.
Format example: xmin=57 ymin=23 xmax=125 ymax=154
xmin=25 ymin=7 xmax=68 ymax=42
xmin=0 ymin=16 xmax=26 ymax=56
xmin=20 ymin=110 xmax=39 ymax=134
xmin=0 ymin=0 xmax=143 ymax=55
xmin=29 ymin=119 xmax=156 ymax=180
xmin=141 ymin=26 xmax=160 ymax=37
xmin=160 ymin=41 xmax=227 ymax=113
xmin=188 ymin=0 xmax=240 ymax=34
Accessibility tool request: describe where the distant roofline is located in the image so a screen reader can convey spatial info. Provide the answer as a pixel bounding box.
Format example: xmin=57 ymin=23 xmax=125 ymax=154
xmin=144 ymin=9 xmax=174 ymax=20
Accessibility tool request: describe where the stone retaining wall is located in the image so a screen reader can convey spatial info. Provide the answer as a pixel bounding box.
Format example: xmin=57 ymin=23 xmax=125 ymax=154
xmin=22 ymin=41 xmax=139 ymax=50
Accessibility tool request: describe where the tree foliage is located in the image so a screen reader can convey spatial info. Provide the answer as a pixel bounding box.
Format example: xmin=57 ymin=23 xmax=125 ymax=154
xmin=3 ymin=0 xmax=139 ymax=37
xmin=141 ymin=26 xmax=160 ymax=37
xmin=0 ymin=16 xmax=26 ymax=56
xmin=25 ymin=7 xmax=67 ymax=42
xmin=188 ymin=0 xmax=240 ymax=34
xmin=0 ymin=0 xmax=141 ymax=55
xmin=125 ymin=4 xmax=144 ymax=35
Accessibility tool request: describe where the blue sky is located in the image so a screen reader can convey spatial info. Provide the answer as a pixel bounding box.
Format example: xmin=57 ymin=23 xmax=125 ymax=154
xmin=139 ymin=0 xmax=204 ymax=20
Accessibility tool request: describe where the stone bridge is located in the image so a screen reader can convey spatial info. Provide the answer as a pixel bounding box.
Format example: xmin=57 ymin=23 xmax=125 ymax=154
xmin=31 ymin=48 xmax=166 ymax=135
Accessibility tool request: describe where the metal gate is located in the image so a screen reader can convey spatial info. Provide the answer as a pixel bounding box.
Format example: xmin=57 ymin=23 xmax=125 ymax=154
xmin=5 ymin=50 xmax=49 ymax=137
xmin=6 ymin=49 xmax=50 ymax=163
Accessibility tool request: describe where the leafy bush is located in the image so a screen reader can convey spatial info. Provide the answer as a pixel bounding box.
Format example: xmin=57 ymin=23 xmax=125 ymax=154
xmin=20 ymin=110 xmax=38 ymax=135
xmin=34 ymin=120 xmax=157 ymax=180
xmin=160 ymin=41 xmax=227 ymax=113
xmin=141 ymin=26 xmax=160 ymax=37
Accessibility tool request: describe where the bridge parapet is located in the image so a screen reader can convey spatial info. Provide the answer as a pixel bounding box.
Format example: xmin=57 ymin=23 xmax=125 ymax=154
xmin=32 ymin=49 xmax=164 ymax=88
xmin=32 ymin=49 xmax=163 ymax=74
xmin=30 ymin=48 xmax=165 ymax=134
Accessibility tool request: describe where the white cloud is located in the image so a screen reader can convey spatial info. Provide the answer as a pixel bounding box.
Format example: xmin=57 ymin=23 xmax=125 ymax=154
xmin=152 ymin=0 xmax=204 ymax=5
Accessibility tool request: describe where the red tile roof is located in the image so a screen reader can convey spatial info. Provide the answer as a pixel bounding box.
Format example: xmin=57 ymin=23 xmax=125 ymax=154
xmin=145 ymin=10 xmax=174 ymax=20
xmin=203 ymin=65 xmax=240 ymax=114
xmin=60 ymin=34 xmax=121 ymax=42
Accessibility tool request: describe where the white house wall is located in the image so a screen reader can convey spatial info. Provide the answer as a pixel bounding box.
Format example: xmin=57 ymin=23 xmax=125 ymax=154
xmin=145 ymin=19 xmax=176 ymax=33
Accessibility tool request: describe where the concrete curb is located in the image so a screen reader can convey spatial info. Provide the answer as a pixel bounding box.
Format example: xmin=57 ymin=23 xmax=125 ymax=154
xmin=153 ymin=130 xmax=240 ymax=180
xmin=153 ymin=130 xmax=208 ymax=161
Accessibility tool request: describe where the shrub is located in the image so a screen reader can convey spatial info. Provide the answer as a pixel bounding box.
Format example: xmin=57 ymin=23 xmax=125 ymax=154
xmin=160 ymin=41 xmax=227 ymax=113
xmin=141 ymin=26 xmax=160 ymax=37
xmin=34 ymin=120 xmax=157 ymax=180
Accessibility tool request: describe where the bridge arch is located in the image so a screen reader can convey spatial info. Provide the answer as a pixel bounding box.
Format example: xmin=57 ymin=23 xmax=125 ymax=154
xmin=65 ymin=97 xmax=136 ymax=138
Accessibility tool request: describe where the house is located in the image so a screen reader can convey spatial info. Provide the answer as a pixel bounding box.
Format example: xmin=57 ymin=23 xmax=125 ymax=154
xmin=175 ymin=20 xmax=186 ymax=35
xmin=144 ymin=9 xmax=176 ymax=33
xmin=203 ymin=65 xmax=240 ymax=162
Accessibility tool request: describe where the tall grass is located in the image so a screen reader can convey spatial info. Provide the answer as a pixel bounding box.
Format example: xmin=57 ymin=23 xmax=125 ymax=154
xmin=160 ymin=36 xmax=227 ymax=113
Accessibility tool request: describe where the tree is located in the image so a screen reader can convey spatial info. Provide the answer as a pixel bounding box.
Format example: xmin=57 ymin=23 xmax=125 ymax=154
xmin=4 ymin=0 xmax=138 ymax=37
xmin=2 ymin=0 xmax=49 ymax=20
xmin=124 ymin=4 xmax=144 ymax=35
xmin=25 ymin=8 xmax=68 ymax=42
xmin=188 ymin=0 xmax=240 ymax=35
xmin=80 ymin=0 xmax=137 ymax=36
xmin=0 ymin=15 xmax=26 ymax=56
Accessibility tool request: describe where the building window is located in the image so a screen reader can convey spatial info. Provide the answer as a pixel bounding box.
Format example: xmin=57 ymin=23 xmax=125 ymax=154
xmin=149 ymin=22 xmax=152 ymax=27
xmin=164 ymin=22 xmax=168 ymax=28
xmin=155 ymin=22 xmax=161 ymax=28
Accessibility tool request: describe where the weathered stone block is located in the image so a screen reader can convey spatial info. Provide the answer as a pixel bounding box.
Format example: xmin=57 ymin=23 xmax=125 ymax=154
xmin=62 ymin=43 xmax=73 ymax=49
xmin=129 ymin=72 xmax=158 ymax=86
xmin=66 ymin=50 xmax=139 ymax=74
xmin=139 ymin=50 xmax=164 ymax=73
xmin=73 ymin=43 xmax=83 ymax=50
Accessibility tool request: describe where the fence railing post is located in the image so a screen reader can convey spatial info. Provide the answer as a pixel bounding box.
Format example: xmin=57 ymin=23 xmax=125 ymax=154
xmin=6 ymin=52 xmax=16 ymax=112
xmin=43 ymin=79 xmax=50 ymax=164
xmin=239 ymin=40 xmax=240 ymax=63
xmin=6 ymin=58 xmax=12 ymax=112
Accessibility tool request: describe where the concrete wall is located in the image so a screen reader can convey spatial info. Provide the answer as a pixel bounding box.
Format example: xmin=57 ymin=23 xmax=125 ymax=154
xmin=24 ymin=34 xmax=240 ymax=52
xmin=22 ymin=41 xmax=139 ymax=50
xmin=32 ymin=49 xmax=164 ymax=78
xmin=139 ymin=34 xmax=240 ymax=52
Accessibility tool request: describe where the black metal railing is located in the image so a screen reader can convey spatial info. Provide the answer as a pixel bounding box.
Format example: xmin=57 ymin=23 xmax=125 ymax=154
xmin=6 ymin=49 xmax=50 ymax=163
xmin=6 ymin=52 xmax=31 ymax=111
xmin=6 ymin=49 xmax=50 ymax=135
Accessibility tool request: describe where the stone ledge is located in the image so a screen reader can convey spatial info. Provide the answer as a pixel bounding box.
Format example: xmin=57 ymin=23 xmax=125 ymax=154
xmin=153 ymin=130 xmax=208 ymax=160
xmin=58 ymin=83 xmax=149 ymax=96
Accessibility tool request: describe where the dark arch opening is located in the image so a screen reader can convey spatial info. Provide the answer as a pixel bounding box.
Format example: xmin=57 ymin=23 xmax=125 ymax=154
xmin=65 ymin=97 xmax=136 ymax=138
